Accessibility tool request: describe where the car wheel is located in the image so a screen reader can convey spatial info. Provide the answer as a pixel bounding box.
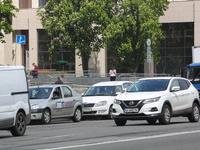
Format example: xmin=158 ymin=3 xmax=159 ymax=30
xmin=188 ymin=103 xmax=199 ymax=122
xmin=114 ymin=119 xmax=127 ymax=126
xmin=10 ymin=112 xmax=26 ymax=136
xmin=102 ymin=105 xmax=113 ymax=119
xmin=147 ymin=119 xmax=157 ymax=124
xmin=159 ymin=105 xmax=171 ymax=125
xmin=72 ymin=107 xmax=82 ymax=122
xmin=40 ymin=109 xmax=51 ymax=124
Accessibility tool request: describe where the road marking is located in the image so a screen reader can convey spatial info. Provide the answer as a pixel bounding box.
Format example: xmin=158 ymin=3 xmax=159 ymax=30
xmin=38 ymin=130 xmax=200 ymax=150
xmin=42 ymin=134 xmax=74 ymax=139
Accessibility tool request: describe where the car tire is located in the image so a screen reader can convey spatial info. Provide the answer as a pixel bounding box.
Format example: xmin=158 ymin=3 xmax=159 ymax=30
xmin=102 ymin=105 xmax=113 ymax=119
xmin=40 ymin=109 xmax=51 ymax=124
xmin=114 ymin=119 xmax=127 ymax=126
xmin=188 ymin=103 xmax=199 ymax=122
xmin=72 ymin=107 xmax=82 ymax=122
xmin=147 ymin=119 xmax=157 ymax=124
xmin=10 ymin=112 xmax=26 ymax=136
xmin=159 ymin=105 xmax=171 ymax=125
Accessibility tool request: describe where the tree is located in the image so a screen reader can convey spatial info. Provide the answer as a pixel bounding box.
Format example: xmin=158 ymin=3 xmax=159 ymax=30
xmin=0 ymin=0 xmax=19 ymax=43
xmin=105 ymin=0 xmax=169 ymax=73
xmin=37 ymin=0 xmax=113 ymax=74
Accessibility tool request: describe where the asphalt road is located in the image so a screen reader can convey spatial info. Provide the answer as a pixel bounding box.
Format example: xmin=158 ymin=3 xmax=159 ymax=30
xmin=1 ymin=117 xmax=200 ymax=150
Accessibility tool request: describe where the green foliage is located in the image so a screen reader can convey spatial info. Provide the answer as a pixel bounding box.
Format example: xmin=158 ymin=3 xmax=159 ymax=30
xmin=37 ymin=0 xmax=114 ymax=72
xmin=37 ymin=0 xmax=169 ymax=73
xmin=0 ymin=0 xmax=19 ymax=43
xmin=105 ymin=0 xmax=169 ymax=73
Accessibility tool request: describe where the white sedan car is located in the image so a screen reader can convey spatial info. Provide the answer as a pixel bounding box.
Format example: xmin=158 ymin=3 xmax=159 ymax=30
xmin=112 ymin=77 xmax=200 ymax=126
xmin=29 ymin=85 xmax=83 ymax=124
xmin=82 ymin=81 xmax=133 ymax=119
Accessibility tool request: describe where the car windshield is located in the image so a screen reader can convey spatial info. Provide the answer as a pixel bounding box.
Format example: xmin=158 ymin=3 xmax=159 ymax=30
xmin=84 ymin=86 xmax=115 ymax=96
xmin=127 ymin=79 xmax=170 ymax=92
xmin=29 ymin=87 xmax=53 ymax=99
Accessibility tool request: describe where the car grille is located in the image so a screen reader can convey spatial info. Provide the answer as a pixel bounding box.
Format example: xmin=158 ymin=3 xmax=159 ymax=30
xmin=122 ymin=100 xmax=141 ymax=107
xmin=83 ymin=111 xmax=97 ymax=114
xmin=83 ymin=103 xmax=95 ymax=107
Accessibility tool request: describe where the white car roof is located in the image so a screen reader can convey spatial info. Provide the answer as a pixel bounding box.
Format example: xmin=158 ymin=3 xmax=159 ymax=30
xmin=92 ymin=81 xmax=133 ymax=86
xmin=30 ymin=84 xmax=67 ymax=88
xmin=0 ymin=66 xmax=25 ymax=70
xmin=138 ymin=77 xmax=187 ymax=81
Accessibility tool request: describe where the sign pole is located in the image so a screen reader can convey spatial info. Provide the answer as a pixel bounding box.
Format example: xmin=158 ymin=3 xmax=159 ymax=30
xmin=15 ymin=35 xmax=26 ymax=66
xmin=15 ymin=35 xmax=17 ymax=66
xmin=147 ymin=38 xmax=151 ymax=76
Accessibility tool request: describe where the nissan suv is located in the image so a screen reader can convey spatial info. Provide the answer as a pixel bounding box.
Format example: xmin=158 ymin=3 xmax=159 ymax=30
xmin=112 ymin=77 xmax=200 ymax=126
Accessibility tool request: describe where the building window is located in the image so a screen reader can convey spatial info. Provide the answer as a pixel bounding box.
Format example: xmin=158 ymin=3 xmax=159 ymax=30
xmin=19 ymin=0 xmax=32 ymax=9
xmin=38 ymin=29 xmax=75 ymax=71
xmin=157 ymin=23 xmax=194 ymax=76
xmin=40 ymin=0 xmax=49 ymax=7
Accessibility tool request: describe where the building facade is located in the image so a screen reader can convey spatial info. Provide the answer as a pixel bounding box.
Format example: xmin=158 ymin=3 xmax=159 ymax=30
xmin=0 ymin=0 xmax=200 ymax=75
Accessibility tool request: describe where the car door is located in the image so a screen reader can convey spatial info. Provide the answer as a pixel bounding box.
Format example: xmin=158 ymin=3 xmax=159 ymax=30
xmin=169 ymin=79 xmax=185 ymax=112
xmin=61 ymin=86 xmax=74 ymax=116
xmin=50 ymin=87 xmax=66 ymax=118
xmin=178 ymin=79 xmax=192 ymax=109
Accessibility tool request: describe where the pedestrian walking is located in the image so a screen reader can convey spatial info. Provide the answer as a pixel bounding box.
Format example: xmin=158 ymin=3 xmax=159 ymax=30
xmin=55 ymin=76 xmax=63 ymax=84
xmin=109 ymin=66 xmax=116 ymax=81
xmin=32 ymin=63 xmax=38 ymax=78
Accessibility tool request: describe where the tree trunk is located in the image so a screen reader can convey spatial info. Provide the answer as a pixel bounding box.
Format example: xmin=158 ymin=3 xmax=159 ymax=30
xmin=81 ymin=53 xmax=89 ymax=76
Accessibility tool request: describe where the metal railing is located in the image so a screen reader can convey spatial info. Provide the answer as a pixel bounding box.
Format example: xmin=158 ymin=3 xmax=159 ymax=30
xmin=35 ymin=69 xmax=172 ymax=78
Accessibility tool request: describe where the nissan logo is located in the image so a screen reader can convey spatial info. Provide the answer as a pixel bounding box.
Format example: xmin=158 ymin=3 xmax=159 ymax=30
xmin=129 ymin=101 xmax=134 ymax=106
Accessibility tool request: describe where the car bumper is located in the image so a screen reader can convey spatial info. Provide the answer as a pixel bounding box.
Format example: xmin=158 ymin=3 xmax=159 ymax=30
xmin=31 ymin=109 xmax=44 ymax=120
xmin=83 ymin=106 xmax=109 ymax=116
xmin=112 ymin=102 xmax=163 ymax=120
xmin=112 ymin=113 xmax=162 ymax=120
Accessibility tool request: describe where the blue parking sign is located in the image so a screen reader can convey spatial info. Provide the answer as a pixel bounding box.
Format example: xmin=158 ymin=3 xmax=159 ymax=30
xmin=17 ymin=35 xmax=25 ymax=44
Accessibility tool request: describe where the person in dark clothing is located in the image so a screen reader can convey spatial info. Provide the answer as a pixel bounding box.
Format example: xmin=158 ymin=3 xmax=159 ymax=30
xmin=55 ymin=76 xmax=63 ymax=84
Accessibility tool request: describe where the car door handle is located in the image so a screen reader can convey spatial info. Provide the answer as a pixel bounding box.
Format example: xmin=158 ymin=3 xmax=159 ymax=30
xmin=61 ymin=101 xmax=64 ymax=103
xmin=73 ymin=99 xmax=75 ymax=101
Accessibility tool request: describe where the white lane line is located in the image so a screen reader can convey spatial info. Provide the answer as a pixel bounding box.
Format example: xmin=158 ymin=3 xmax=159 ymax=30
xmin=38 ymin=130 xmax=200 ymax=150
xmin=42 ymin=134 xmax=75 ymax=139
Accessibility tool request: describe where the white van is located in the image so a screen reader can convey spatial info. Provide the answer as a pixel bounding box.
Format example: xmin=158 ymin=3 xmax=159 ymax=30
xmin=0 ymin=66 xmax=31 ymax=136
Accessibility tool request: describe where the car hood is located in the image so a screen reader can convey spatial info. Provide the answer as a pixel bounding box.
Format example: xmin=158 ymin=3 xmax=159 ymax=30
xmin=116 ymin=91 xmax=166 ymax=100
xmin=30 ymin=99 xmax=47 ymax=105
xmin=82 ymin=96 xmax=114 ymax=103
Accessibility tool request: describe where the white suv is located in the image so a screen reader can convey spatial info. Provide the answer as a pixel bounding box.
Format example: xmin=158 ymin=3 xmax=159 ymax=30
xmin=112 ymin=77 xmax=200 ymax=126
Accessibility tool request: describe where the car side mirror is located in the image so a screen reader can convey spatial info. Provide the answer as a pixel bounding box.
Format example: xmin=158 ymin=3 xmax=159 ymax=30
xmin=81 ymin=93 xmax=84 ymax=97
xmin=52 ymin=95 xmax=59 ymax=99
xmin=123 ymin=88 xmax=127 ymax=93
xmin=115 ymin=92 xmax=121 ymax=96
xmin=171 ymin=86 xmax=180 ymax=92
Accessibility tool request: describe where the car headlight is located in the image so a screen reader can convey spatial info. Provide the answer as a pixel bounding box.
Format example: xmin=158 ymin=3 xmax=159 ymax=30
xmin=114 ymin=99 xmax=121 ymax=105
xmin=95 ymin=101 xmax=107 ymax=107
xmin=143 ymin=97 xmax=161 ymax=104
xmin=31 ymin=104 xmax=40 ymax=109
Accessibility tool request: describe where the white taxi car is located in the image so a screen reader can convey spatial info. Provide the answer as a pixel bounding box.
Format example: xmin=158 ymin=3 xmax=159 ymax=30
xmin=112 ymin=77 xmax=200 ymax=126
xmin=82 ymin=81 xmax=133 ymax=119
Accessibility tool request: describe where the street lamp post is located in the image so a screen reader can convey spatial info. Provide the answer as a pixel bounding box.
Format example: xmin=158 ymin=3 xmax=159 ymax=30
xmin=53 ymin=33 xmax=67 ymax=78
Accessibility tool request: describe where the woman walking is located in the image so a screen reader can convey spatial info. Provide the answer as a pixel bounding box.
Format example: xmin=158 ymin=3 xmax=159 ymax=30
xmin=109 ymin=66 xmax=116 ymax=81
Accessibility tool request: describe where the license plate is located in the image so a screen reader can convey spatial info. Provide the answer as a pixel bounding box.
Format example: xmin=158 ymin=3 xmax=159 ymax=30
xmin=83 ymin=108 xmax=92 ymax=112
xmin=124 ymin=108 xmax=138 ymax=113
